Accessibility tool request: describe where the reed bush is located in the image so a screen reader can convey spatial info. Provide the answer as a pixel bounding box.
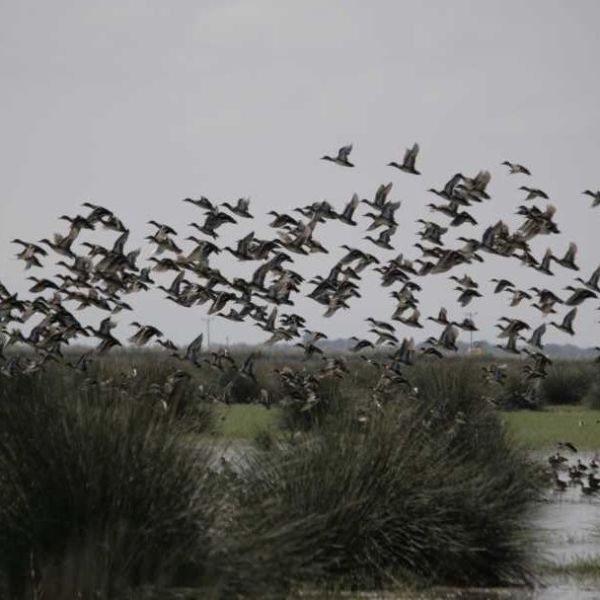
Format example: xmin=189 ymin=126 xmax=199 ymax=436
xmin=494 ymin=369 xmax=542 ymax=410
xmin=215 ymin=387 xmax=539 ymax=596
xmin=0 ymin=383 xmax=219 ymax=599
xmin=582 ymin=372 xmax=600 ymax=409
xmin=539 ymin=361 xmax=595 ymax=405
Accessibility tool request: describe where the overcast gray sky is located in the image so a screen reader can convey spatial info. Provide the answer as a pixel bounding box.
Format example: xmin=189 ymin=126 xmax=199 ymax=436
xmin=1 ymin=0 xmax=600 ymax=347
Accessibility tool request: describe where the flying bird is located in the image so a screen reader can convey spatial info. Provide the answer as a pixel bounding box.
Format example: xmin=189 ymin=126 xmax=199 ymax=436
xmin=388 ymin=143 xmax=421 ymax=175
xmin=321 ymin=144 xmax=354 ymax=167
xmin=502 ymin=161 xmax=531 ymax=175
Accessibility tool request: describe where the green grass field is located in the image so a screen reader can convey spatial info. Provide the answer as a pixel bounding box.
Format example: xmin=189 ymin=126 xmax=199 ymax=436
xmin=215 ymin=403 xmax=282 ymax=438
xmin=501 ymin=405 xmax=600 ymax=450
xmin=215 ymin=404 xmax=600 ymax=451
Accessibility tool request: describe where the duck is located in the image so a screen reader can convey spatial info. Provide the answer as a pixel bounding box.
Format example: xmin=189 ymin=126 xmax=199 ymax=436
xmin=427 ymin=307 xmax=450 ymax=325
xmin=455 ymin=286 xmax=482 ymax=307
xmin=519 ymin=186 xmax=548 ymax=201
xmin=575 ymin=263 xmax=600 ymax=292
xmin=398 ymin=308 xmax=423 ymax=329
xmin=449 ymin=211 xmax=477 ymax=227
xmin=551 ymin=242 xmax=579 ymax=271
xmin=365 ymin=317 xmax=395 ymax=333
xmin=321 ymin=144 xmax=354 ymax=167
xmin=222 ymin=197 xmax=253 ymax=219
xmin=364 ymin=227 xmax=396 ymax=250
xmin=388 ymin=143 xmax=421 ymax=175
xmin=128 ymin=322 xmax=163 ymax=346
xmin=553 ymin=475 xmax=568 ymax=491
xmin=491 ymin=278 xmax=514 ymax=294
xmin=527 ymin=323 xmax=546 ymax=349
xmin=337 ymin=194 xmax=360 ymax=226
xmin=558 ymin=441 xmax=578 ymax=453
xmin=502 ymin=161 xmax=531 ymax=175
xmin=563 ymin=286 xmax=597 ymax=307
xmin=182 ymin=196 xmax=215 ymax=211
xmin=583 ymin=190 xmax=600 ymax=207
xmin=349 ymin=337 xmax=375 ymax=352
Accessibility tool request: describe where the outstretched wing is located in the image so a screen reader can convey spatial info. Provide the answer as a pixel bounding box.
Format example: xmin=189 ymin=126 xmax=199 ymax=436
xmin=403 ymin=143 xmax=419 ymax=169
xmin=337 ymin=144 xmax=353 ymax=161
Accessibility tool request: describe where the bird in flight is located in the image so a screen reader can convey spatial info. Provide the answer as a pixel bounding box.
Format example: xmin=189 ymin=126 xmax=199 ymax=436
xmin=388 ymin=143 xmax=421 ymax=175
xmin=321 ymin=144 xmax=354 ymax=167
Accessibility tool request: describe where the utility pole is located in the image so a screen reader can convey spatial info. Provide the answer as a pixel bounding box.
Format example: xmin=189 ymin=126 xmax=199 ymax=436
xmin=465 ymin=311 xmax=478 ymax=353
xmin=202 ymin=316 xmax=212 ymax=350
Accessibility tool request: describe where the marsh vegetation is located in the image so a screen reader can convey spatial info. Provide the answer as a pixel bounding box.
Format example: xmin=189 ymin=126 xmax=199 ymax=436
xmin=2 ymin=350 xmax=599 ymax=598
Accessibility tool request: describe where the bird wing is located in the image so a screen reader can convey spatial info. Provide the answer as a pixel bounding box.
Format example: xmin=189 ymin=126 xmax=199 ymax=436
xmin=563 ymin=307 xmax=577 ymax=328
xmin=185 ymin=333 xmax=204 ymax=362
xmin=337 ymin=144 xmax=353 ymax=160
xmin=403 ymin=143 xmax=419 ymax=168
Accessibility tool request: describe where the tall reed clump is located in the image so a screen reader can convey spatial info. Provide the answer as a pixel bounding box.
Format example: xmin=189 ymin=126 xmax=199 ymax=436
xmin=213 ymin=368 xmax=540 ymax=596
xmin=0 ymin=381 xmax=219 ymax=599
xmin=539 ymin=361 xmax=595 ymax=406
xmin=582 ymin=370 xmax=600 ymax=409
xmin=1 ymin=355 xmax=217 ymax=432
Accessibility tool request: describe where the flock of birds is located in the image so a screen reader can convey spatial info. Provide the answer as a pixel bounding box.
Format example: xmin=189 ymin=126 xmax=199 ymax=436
xmin=549 ymin=442 xmax=600 ymax=494
xmin=1 ymin=142 xmax=600 ymax=409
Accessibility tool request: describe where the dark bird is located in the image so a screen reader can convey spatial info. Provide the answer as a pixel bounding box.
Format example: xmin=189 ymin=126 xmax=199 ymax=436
xmin=182 ymin=333 xmax=204 ymax=366
xmin=551 ymin=243 xmax=579 ymax=271
xmin=388 ymin=143 xmax=421 ymax=175
xmin=450 ymin=274 xmax=479 ymax=289
xmin=496 ymin=333 xmax=521 ymax=355
xmin=558 ymin=441 xmax=578 ymax=454
xmin=449 ymin=211 xmax=477 ymax=227
xmin=321 ymin=144 xmax=354 ymax=167
xmin=222 ymin=198 xmax=253 ymax=219
xmin=398 ymin=308 xmax=423 ymax=329
xmin=365 ymin=317 xmax=395 ymax=333
xmin=364 ymin=226 xmax=396 ymax=250
xmin=550 ymin=307 xmax=577 ymax=336
xmin=267 ymin=211 xmax=299 ymax=229
xmin=190 ymin=208 xmax=237 ymax=239
xmin=507 ymin=288 xmax=533 ymax=307
xmin=491 ymin=278 xmax=514 ymax=294
xmin=362 ymin=182 xmax=394 ymax=211
xmin=428 ymin=307 xmax=450 ymax=326
xmin=337 ymin=194 xmax=360 ymax=226
xmin=183 ymin=196 xmax=215 ymax=211
xmin=519 ymin=186 xmax=548 ymax=201
xmin=527 ymin=323 xmax=546 ymax=350
xmin=455 ymin=317 xmax=478 ymax=332
xmin=349 ymin=337 xmax=374 ymax=352
xmin=583 ymin=190 xmax=600 ymax=208
xmin=563 ymin=286 xmax=597 ymax=307
xmin=502 ymin=161 xmax=531 ymax=175
xmin=575 ymin=263 xmax=600 ymax=293
xmin=12 ymin=239 xmax=48 ymax=269
xmin=129 ymin=322 xmax=163 ymax=346
xmin=455 ymin=286 xmax=482 ymax=307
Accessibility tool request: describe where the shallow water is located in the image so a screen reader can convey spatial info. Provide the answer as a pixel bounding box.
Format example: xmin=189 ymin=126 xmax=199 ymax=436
xmin=534 ymin=489 xmax=600 ymax=563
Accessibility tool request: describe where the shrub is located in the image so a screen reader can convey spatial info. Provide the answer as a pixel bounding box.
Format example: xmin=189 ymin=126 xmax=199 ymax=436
xmin=582 ymin=372 xmax=600 ymax=409
xmin=216 ymin=393 xmax=539 ymax=596
xmin=0 ymin=384 xmax=219 ymax=599
xmin=407 ymin=357 xmax=487 ymax=410
xmin=494 ymin=369 xmax=542 ymax=410
xmin=278 ymin=372 xmax=347 ymax=432
xmin=539 ymin=362 xmax=595 ymax=406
